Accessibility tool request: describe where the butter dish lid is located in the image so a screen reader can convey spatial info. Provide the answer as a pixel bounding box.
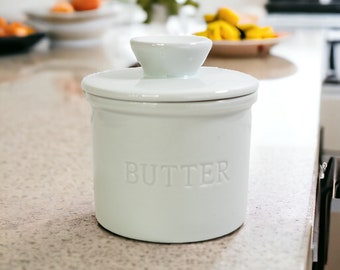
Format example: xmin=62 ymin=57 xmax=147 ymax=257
xmin=82 ymin=35 xmax=258 ymax=102
xmin=82 ymin=67 xmax=258 ymax=102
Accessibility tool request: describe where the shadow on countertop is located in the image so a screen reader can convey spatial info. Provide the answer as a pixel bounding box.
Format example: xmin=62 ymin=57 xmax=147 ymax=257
xmin=204 ymin=54 xmax=297 ymax=80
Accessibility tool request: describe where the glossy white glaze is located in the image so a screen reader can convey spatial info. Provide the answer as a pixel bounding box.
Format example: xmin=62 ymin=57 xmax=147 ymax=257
xmin=82 ymin=67 xmax=258 ymax=102
xmin=82 ymin=36 xmax=258 ymax=242
xmin=130 ymin=35 xmax=212 ymax=78
xmin=87 ymin=93 xmax=256 ymax=243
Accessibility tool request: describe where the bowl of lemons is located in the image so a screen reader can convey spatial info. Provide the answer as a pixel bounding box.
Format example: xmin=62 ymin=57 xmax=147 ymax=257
xmin=194 ymin=7 xmax=288 ymax=57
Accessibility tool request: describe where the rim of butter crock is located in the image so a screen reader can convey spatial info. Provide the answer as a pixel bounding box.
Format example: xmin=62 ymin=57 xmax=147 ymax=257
xmin=81 ymin=66 xmax=258 ymax=103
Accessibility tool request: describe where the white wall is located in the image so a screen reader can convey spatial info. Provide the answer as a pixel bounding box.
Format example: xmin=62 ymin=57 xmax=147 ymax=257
xmin=0 ymin=0 xmax=54 ymax=20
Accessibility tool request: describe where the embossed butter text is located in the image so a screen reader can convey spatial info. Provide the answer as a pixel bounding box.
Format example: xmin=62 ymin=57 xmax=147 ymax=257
xmin=125 ymin=161 xmax=230 ymax=188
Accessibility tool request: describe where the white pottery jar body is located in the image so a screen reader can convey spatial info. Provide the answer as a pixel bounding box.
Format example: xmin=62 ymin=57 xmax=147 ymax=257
xmin=86 ymin=92 xmax=256 ymax=243
xmin=82 ymin=35 xmax=258 ymax=243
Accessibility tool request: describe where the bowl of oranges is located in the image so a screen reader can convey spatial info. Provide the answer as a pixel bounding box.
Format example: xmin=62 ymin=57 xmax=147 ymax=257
xmin=25 ymin=0 xmax=120 ymax=47
xmin=0 ymin=17 xmax=45 ymax=54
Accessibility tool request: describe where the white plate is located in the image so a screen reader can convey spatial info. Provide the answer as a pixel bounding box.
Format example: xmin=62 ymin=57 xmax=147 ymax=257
xmin=209 ymin=33 xmax=289 ymax=57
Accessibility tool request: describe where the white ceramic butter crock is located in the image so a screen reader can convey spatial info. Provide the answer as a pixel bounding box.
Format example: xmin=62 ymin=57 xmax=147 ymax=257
xmin=82 ymin=35 xmax=258 ymax=243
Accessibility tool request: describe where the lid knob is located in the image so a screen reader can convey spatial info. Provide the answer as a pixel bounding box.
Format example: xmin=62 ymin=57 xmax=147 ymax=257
xmin=130 ymin=35 xmax=212 ymax=78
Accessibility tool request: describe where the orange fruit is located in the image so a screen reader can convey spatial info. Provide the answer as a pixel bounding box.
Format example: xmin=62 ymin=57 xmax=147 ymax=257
xmin=5 ymin=22 xmax=35 ymax=37
xmin=0 ymin=17 xmax=35 ymax=37
xmin=71 ymin=0 xmax=102 ymax=11
xmin=0 ymin=28 xmax=6 ymax=37
xmin=51 ymin=1 xmax=75 ymax=13
xmin=0 ymin=17 xmax=7 ymax=28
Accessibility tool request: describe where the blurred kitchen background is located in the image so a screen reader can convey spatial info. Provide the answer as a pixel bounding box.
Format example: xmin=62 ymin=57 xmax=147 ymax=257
xmin=0 ymin=0 xmax=267 ymax=20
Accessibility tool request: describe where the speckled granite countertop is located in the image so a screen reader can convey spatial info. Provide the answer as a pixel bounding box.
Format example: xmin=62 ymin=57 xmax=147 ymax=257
xmin=0 ymin=27 xmax=324 ymax=270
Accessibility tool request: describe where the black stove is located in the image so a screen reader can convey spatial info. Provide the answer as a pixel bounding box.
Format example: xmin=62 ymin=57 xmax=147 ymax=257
xmin=266 ymin=0 xmax=340 ymax=13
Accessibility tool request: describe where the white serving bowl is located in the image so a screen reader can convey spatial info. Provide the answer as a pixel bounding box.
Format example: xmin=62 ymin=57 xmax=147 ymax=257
xmin=25 ymin=3 xmax=120 ymax=47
